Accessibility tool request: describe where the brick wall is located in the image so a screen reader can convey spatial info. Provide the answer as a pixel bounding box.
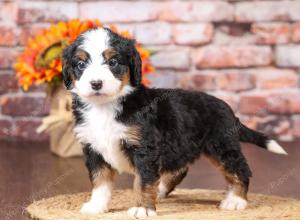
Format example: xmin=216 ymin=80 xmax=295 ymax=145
xmin=1 ymin=0 xmax=300 ymax=142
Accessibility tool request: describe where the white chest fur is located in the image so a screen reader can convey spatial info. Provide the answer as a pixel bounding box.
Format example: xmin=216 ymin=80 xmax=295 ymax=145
xmin=74 ymin=102 xmax=132 ymax=173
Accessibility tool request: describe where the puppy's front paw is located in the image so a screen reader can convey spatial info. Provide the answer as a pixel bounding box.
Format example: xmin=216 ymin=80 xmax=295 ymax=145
xmin=127 ymin=207 xmax=157 ymax=219
xmin=80 ymin=201 xmax=108 ymax=215
xmin=219 ymin=196 xmax=247 ymax=210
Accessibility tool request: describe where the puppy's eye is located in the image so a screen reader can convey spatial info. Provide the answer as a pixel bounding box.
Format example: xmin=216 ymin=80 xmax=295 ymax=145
xmin=77 ymin=61 xmax=86 ymax=70
xmin=108 ymin=58 xmax=118 ymax=67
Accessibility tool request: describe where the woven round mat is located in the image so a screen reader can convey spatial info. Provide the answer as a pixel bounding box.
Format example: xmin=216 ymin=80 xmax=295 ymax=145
xmin=27 ymin=189 xmax=300 ymax=220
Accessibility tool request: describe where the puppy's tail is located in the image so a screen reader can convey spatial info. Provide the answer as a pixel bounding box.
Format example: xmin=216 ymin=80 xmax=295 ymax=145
xmin=238 ymin=123 xmax=287 ymax=155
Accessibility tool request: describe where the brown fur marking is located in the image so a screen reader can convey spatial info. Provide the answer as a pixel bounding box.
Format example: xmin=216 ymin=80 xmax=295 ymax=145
xmin=160 ymin=167 xmax=188 ymax=196
xmin=125 ymin=125 xmax=141 ymax=146
xmin=62 ymin=59 xmax=76 ymax=88
xmin=91 ymin=166 xmax=116 ymax=188
xmin=120 ymin=69 xmax=130 ymax=89
xmin=75 ymin=50 xmax=89 ymax=61
xmin=103 ymin=48 xmax=130 ymax=89
xmin=103 ymin=48 xmax=117 ymax=61
xmin=133 ymin=175 xmax=158 ymax=210
xmin=205 ymin=154 xmax=247 ymax=200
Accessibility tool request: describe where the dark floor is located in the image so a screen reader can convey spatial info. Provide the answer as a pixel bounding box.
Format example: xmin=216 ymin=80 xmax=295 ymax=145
xmin=0 ymin=140 xmax=299 ymax=220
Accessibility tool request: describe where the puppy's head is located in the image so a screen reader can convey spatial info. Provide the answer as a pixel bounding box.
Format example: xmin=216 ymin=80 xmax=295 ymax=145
xmin=62 ymin=27 xmax=141 ymax=103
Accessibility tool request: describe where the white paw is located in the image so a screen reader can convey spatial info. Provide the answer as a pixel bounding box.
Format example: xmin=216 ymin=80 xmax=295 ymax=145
xmin=219 ymin=196 xmax=247 ymax=210
xmin=80 ymin=201 xmax=108 ymax=215
xmin=127 ymin=207 xmax=157 ymax=218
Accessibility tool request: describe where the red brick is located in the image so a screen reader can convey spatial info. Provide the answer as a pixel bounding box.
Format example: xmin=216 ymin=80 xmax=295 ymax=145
xmin=248 ymin=116 xmax=292 ymax=140
xmin=159 ymin=1 xmax=191 ymax=22
xmin=292 ymin=116 xmax=300 ymax=137
xmin=18 ymin=24 xmax=50 ymax=46
xmin=0 ymin=25 xmax=18 ymax=46
xmin=134 ymin=22 xmax=171 ymax=45
xmin=240 ymin=116 xmax=259 ymax=130
xmin=14 ymin=119 xmax=48 ymax=141
xmin=148 ymin=71 xmax=176 ymax=88
xmin=173 ymin=23 xmax=213 ymax=46
xmin=236 ymin=1 xmax=300 ymax=22
xmin=0 ymin=119 xmax=13 ymax=140
xmin=17 ymin=2 xmax=78 ymax=24
xmin=240 ymin=115 xmax=276 ymax=131
xmin=213 ymin=27 xmax=256 ymax=45
xmin=266 ymin=93 xmax=289 ymax=114
xmin=235 ymin=1 xmax=290 ymax=22
xmin=194 ymin=46 xmax=272 ymax=69
xmin=254 ymin=68 xmax=298 ymax=90
xmin=80 ymin=1 xmax=159 ymax=23
xmin=251 ymin=23 xmax=291 ymax=45
xmin=150 ymin=49 xmax=190 ymax=70
xmin=177 ymin=71 xmax=216 ymax=91
xmin=0 ymin=2 xmax=18 ymax=22
xmin=289 ymin=3 xmax=300 ymax=21
xmin=159 ymin=1 xmax=233 ymax=22
xmin=288 ymin=93 xmax=300 ymax=114
xmin=273 ymin=120 xmax=291 ymax=136
xmin=110 ymin=24 xmax=136 ymax=36
xmin=1 ymin=96 xmax=49 ymax=117
xmin=216 ymin=71 xmax=254 ymax=92
xmin=240 ymin=93 xmax=269 ymax=115
xmin=213 ymin=92 xmax=238 ymax=111
xmin=0 ymin=48 xmax=18 ymax=69
xmin=0 ymin=72 xmax=19 ymax=94
xmin=276 ymin=45 xmax=300 ymax=67
xmin=292 ymin=23 xmax=300 ymax=43
xmin=266 ymin=91 xmax=300 ymax=114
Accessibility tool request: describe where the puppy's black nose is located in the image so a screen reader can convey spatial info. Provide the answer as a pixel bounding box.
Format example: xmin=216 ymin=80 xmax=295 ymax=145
xmin=90 ymin=80 xmax=103 ymax=91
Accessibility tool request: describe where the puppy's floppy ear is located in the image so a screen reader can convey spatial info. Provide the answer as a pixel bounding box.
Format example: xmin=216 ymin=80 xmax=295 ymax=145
xmin=62 ymin=45 xmax=75 ymax=90
xmin=128 ymin=41 xmax=142 ymax=87
xmin=105 ymin=28 xmax=142 ymax=86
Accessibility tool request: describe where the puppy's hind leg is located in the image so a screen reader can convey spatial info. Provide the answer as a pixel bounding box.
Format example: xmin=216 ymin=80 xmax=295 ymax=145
xmin=158 ymin=167 xmax=188 ymax=199
xmin=205 ymin=142 xmax=252 ymax=210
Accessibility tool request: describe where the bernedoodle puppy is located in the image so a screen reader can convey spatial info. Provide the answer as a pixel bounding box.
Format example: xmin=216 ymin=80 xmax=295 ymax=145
xmin=62 ymin=27 xmax=287 ymax=218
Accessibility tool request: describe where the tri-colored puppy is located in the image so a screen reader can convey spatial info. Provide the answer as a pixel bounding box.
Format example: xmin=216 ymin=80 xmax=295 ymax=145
xmin=62 ymin=27 xmax=287 ymax=218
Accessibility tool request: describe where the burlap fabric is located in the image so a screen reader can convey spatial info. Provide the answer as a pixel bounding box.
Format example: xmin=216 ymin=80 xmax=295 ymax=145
xmin=37 ymin=85 xmax=82 ymax=157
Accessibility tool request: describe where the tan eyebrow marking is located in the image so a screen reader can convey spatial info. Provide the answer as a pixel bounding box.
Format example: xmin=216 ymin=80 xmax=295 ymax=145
xmin=103 ymin=48 xmax=118 ymax=61
xmin=75 ymin=50 xmax=89 ymax=61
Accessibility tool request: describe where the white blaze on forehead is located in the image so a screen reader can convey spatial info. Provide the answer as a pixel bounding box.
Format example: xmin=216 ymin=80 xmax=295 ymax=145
xmin=80 ymin=28 xmax=109 ymax=64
